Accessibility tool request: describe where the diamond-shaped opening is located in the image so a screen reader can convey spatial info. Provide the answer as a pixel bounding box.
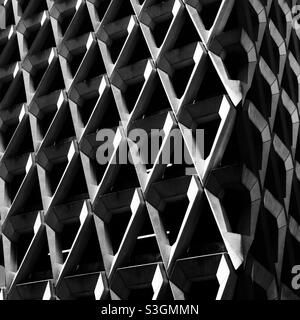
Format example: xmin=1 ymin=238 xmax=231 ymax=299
xmin=59 ymin=7 xmax=76 ymax=36
xmin=273 ymin=100 xmax=293 ymax=149
xmin=264 ymin=146 xmax=287 ymax=201
xmin=38 ymin=108 xmax=58 ymax=137
xmin=78 ymin=94 xmax=99 ymax=126
xmin=249 ymin=207 xmax=278 ymax=274
xmin=194 ymin=114 xmax=221 ymax=160
xmin=16 ymin=230 xmax=35 ymax=267
xmin=18 ymin=0 xmax=30 ymax=16
xmin=82 ymin=45 xmax=106 ymax=81
xmin=160 ymin=195 xmax=189 ymax=246
xmin=1 ymin=118 xmax=19 ymax=149
xmin=16 ymin=169 xmax=43 ymax=213
xmin=13 ymin=76 xmax=27 ymax=105
xmin=7 ymin=171 xmax=26 ymax=202
xmin=0 ymin=77 xmax=13 ymax=99
xmin=107 ymin=209 xmax=132 ymax=254
xmin=69 ymin=49 xmax=87 ymax=78
xmin=184 ymin=195 xmax=226 ymax=257
xmin=59 ymin=222 xmax=80 ymax=262
xmin=109 ymin=164 xmax=140 ymax=193
xmin=169 ymin=12 xmax=200 ymax=50
xmin=161 ymin=163 xmax=192 ymax=180
xmin=70 ymin=220 xmax=105 ymax=275
xmin=4 ymin=115 xmax=33 ymax=156
xmin=69 ymin=4 xmax=94 ymax=39
xmin=48 ymin=160 xmax=68 ymax=195
xmin=32 ymin=63 xmax=48 ymax=90
xmin=147 ymin=132 xmax=164 ymax=171
xmin=259 ymin=29 xmax=280 ymax=76
xmin=42 ymin=60 xmax=66 ymax=94
xmin=130 ymin=114 xmax=166 ymax=171
xmin=194 ymin=58 xmax=226 ymax=103
xmin=20 ymin=0 xmax=48 ymax=19
xmin=125 ymin=30 xmax=152 ymax=66
xmin=121 ymin=210 xmax=161 ymax=267
xmin=199 ymin=0 xmax=222 ymax=29
xmin=158 ymin=139 xmax=194 ymax=180
xmin=223 ymin=42 xmax=249 ymax=82
xmin=141 ymin=76 xmax=171 ymax=118
xmin=52 ymin=105 xmax=76 ymax=144
xmin=90 ymin=156 xmax=108 ymax=185
xmin=152 ymin=15 xmax=173 ymax=48
xmin=36 ymin=22 xmax=56 ymax=53
xmin=186 ymin=277 xmax=219 ymax=300
xmin=93 ymin=88 xmax=120 ymax=131
xmin=94 ymin=0 xmax=111 ymax=22
xmin=281 ymin=62 xmax=298 ymax=107
xmin=24 ymin=25 xmax=40 ymax=50
xmin=222 ymin=182 xmax=252 ymax=235
xmin=171 ymin=62 xmax=195 ymax=98
xmin=220 ymin=115 xmax=245 ymax=167
xmin=0 ymin=37 xmax=20 ymax=67
xmin=127 ymin=286 xmax=154 ymax=301
xmin=109 ymin=32 xmax=128 ymax=63
xmin=149 ymin=0 xmax=174 ymax=48
xmin=223 ymin=1 xmax=241 ymax=32
xmin=111 ymin=1 xmax=134 ymax=22
xmin=60 ymin=160 xmax=89 ymax=203
xmin=246 ymin=68 xmax=272 ymax=119
xmin=123 ymin=78 xmax=144 ymax=113
xmin=21 ymin=232 xmax=53 ymax=283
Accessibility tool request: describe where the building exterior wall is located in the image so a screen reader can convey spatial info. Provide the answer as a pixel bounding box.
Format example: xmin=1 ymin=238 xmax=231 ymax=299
xmin=0 ymin=0 xmax=299 ymax=300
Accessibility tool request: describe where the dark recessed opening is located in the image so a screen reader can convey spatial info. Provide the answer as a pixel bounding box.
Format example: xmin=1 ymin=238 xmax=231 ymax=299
xmin=60 ymin=9 xmax=76 ymax=36
xmin=109 ymin=34 xmax=127 ymax=63
xmin=69 ymin=50 xmax=86 ymax=77
xmin=71 ymin=221 xmax=104 ymax=275
xmin=60 ymin=221 xmax=81 ymax=261
xmin=185 ymin=195 xmax=226 ymax=257
xmin=32 ymin=64 xmax=48 ymax=90
xmin=186 ymin=277 xmax=219 ymax=300
xmin=223 ymin=43 xmax=248 ymax=81
xmin=127 ymin=286 xmax=153 ymax=301
xmin=123 ymin=80 xmax=144 ymax=113
xmin=152 ymin=15 xmax=173 ymax=48
xmin=79 ymin=96 xmax=98 ymax=126
xmin=222 ymin=184 xmax=251 ymax=234
xmin=8 ymin=171 xmax=26 ymax=201
xmin=16 ymin=231 xmax=34 ymax=266
xmin=171 ymin=63 xmax=194 ymax=98
xmin=195 ymin=116 xmax=221 ymax=159
xmin=48 ymin=160 xmax=68 ymax=194
xmin=22 ymin=233 xmax=52 ymax=282
xmin=194 ymin=58 xmax=226 ymax=102
xmin=161 ymin=196 xmax=189 ymax=245
xmin=39 ymin=109 xmax=57 ymax=137
xmin=95 ymin=0 xmax=111 ymax=21
xmin=108 ymin=210 xmax=132 ymax=253
xmin=200 ymin=0 xmax=222 ymax=29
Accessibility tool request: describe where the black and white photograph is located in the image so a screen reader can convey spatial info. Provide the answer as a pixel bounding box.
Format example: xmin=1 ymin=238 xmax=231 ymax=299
xmin=0 ymin=0 xmax=299 ymax=317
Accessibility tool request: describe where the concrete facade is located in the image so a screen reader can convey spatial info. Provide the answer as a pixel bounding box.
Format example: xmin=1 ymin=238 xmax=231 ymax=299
xmin=0 ymin=0 xmax=299 ymax=300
